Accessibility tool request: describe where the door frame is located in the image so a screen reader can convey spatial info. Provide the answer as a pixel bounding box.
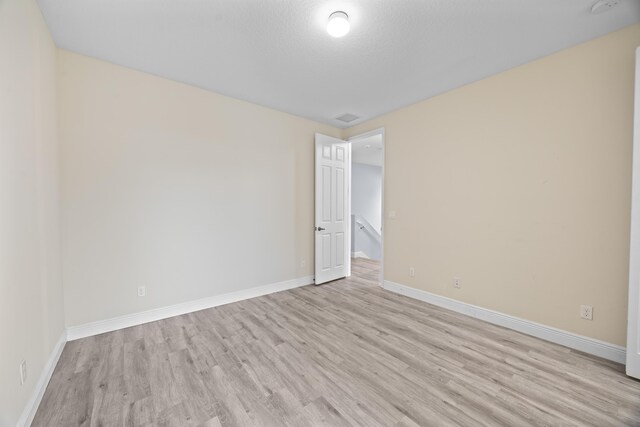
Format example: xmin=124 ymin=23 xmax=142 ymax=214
xmin=347 ymin=127 xmax=385 ymax=286
xmin=626 ymin=47 xmax=640 ymax=378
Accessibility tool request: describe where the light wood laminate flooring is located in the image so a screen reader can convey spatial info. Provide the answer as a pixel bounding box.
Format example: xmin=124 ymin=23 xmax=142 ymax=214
xmin=33 ymin=258 xmax=640 ymax=426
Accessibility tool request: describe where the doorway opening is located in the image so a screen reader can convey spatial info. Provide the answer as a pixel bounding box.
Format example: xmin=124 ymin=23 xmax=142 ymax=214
xmin=313 ymin=129 xmax=384 ymax=286
xmin=348 ymin=128 xmax=384 ymax=285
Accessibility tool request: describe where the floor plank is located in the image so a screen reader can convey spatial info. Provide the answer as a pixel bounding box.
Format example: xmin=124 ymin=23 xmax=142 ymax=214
xmin=33 ymin=258 xmax=640 ymax=426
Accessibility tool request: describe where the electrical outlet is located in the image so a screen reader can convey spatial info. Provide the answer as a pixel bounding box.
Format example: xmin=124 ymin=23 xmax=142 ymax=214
xmin=409 ymin=267 xmax=415 ymax=277
xmin=19 ymin=360 xmax=27 ymax=385
xmin=137 ymin=286 xmax=146 ymax=297
xmin=300 ymin=259 xmax=306 ymax=268
xmin=580 ymin=305 xmax=593 ymax=320
xmin=453 ymin=277 xmax=461 ymax=289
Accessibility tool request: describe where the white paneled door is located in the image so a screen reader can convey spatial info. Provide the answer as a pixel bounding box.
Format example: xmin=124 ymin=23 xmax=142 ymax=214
xmin=315 ymin=134 xmax=350 ymax=285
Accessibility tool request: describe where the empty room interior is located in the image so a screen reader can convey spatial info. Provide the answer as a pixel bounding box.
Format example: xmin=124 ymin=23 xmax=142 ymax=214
xmin=4 ymin=0 xmax=640 ymax=425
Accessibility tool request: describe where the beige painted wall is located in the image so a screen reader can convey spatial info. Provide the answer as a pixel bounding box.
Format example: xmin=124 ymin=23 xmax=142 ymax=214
xmin=1 ymin=4 xmax=636 ymax=422
xmin=345 ymin=24 xmax=640 ymax=346
xmin=0 ymin=0 xmax=65 ymax=425
xmin=58 ymin=50 xmax=341 ymax=327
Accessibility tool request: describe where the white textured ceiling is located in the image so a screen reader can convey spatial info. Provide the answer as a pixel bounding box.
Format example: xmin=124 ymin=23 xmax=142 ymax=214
xmin=352 ymin=135 xmax=383 ymax=167
xmin=37 ymin=0 xmax=640 ymax=128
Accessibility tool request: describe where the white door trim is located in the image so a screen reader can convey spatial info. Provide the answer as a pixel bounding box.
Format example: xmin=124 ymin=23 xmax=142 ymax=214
xmin=626 ymin=47 xmax=640 ymax=378
xmin=348 ymin=127 xmax=385 ymax=285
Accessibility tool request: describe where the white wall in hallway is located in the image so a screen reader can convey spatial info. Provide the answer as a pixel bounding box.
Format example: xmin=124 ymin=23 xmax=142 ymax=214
xmin=351 ymin=163 xmax=382 ymax=259
xmin=352 ymin=163 xmax=383 ymax=233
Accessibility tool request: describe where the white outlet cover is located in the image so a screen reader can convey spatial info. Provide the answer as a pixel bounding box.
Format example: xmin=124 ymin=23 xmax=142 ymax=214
xmin=580 ymin=304 xmax=593 ymax=320
xmin=137 ymin=286 xmax=146 ymax=297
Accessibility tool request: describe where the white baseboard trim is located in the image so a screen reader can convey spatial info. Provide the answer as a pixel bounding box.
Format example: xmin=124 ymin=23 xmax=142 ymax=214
xmin=17 ymin=330 xmax=67 ymax=427
xmin=67 ymin=275 xmax=314 ymax=341
xmin=382 ymin=280 xmax=626 ymax=364
xmin=351 ymin=251 xmax=369 ymax=259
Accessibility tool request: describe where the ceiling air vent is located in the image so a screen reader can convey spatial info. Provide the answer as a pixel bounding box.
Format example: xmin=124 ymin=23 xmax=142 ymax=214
xmin=336 ymin=113 xmax=359 ymax=123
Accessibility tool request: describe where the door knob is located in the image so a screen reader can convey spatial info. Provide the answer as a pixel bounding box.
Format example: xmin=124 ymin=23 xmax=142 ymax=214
xmin=316 ymin=227 xmax=325 ymax=231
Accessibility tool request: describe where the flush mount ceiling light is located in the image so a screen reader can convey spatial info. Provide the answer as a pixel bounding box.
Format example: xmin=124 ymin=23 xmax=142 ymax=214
xmin=327 ymin=11 xmax=350 ymax=38
xmin=591 ymin=0 xmax=620 ymax=13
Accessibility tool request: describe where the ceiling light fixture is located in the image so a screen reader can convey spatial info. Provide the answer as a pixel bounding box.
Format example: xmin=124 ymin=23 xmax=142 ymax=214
xmin=327 ymin=11 xmax=350 ymax=38
xmin=591 ymin=0 xmax=619 ymax=13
